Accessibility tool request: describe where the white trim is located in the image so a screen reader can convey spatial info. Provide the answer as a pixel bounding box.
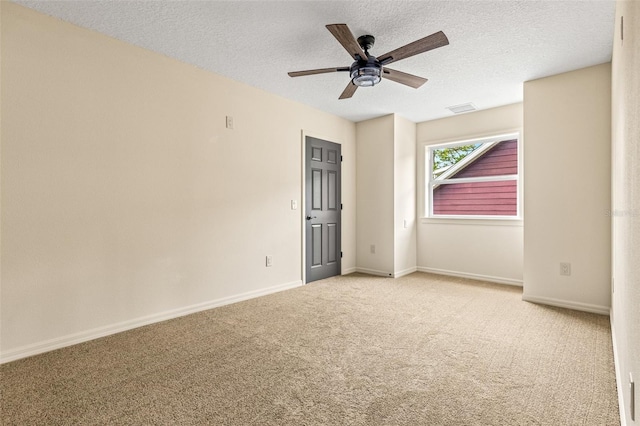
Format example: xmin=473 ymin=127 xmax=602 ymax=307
xmin=350 ymin=267 xmax=416 ymax=278
xmin=521 ymin=294 xmax=610 ymax=316
xmin=422 ymin=130 xmax=522 ymax=150
xmin=421 ymin=217 xmax=523 ymax=226
xmin=341 ymin=267 xmax=357 ymax=275
xmin=417 ymin=266 xmax=523 ymax=287
xmin=610 ymin=310 xmax=628 ymax=426
xmin=0 ymin=280 xmax=302 ymax=364
xmin=393 ymin=267 xmax=418 ymax=278
xmin=301 ymin=130 xmax=307 ymax=284
xmin=434 ymin=174 xmax=518 ymax=185
xmin=355 ymin=267 xmax=393 ymax=277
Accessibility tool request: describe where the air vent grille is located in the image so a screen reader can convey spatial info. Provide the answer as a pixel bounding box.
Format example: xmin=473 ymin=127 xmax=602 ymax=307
xmin=447 ymin=103 xmax=476 ymax=114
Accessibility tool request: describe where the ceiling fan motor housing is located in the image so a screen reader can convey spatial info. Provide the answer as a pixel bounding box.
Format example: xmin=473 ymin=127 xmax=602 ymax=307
xmin=357 ymin=34 xmax=376 ymax=53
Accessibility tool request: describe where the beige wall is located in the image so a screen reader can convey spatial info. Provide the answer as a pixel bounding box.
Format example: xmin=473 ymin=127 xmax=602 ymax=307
xmin=356 ymin=115 xmax=395 ymax=276
xmin=611 ymin=1 xmax=640 ymax=424
xmin=393 ymin=115 xmax=417 ymax=276
xmin=356 ymin=114 xmax=417 ymax=277
xmin=523 ymin=63 xmax=611 ymax=314
xmin=3 ymin=3 xmax=632 ymax=387
xmin=416 ymin=104 xmax=524 ymax=284
xmin=0 ymin=3 xmax=356 ymax=361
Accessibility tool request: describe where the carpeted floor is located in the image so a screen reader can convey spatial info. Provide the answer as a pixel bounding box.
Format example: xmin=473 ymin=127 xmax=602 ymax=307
xmin=0 ymin=272 xmax=619 ymax=425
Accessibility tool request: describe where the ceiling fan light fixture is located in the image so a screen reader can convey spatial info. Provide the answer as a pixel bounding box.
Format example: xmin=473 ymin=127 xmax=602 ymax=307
xmin=350 ymin=63 xmax=382 ymax=87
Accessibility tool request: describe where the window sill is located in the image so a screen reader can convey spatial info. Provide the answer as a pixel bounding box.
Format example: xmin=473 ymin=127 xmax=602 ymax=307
xmin=420 ymin=217 xmax=523 ymax=227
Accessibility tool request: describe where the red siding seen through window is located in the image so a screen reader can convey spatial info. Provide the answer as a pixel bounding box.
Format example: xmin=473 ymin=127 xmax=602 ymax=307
xmin=433 ymin=140 xmax=518 ymax=216
xmin=433 ymin=180 xmax=517 ymax=216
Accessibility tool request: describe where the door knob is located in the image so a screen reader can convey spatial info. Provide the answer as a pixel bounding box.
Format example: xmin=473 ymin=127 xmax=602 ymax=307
xmin=306 ymin=215 xmax=317 ymax=220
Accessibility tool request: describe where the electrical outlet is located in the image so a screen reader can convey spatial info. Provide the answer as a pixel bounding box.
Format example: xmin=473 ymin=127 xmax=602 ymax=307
xmin=225 ymin=115 xmax=234 ymax=129
xmin=266 ymin=256 xmax=273 ymax=267
xmin=370 ymin=244 xmax=376 ymax=254
xmin=291 ymin=200 xmax=297 ymax=210
xmin=560 ymin=262 xmax=571 ymax=276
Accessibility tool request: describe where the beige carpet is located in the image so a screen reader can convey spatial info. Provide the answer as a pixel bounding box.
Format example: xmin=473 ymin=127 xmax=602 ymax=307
xmin=0 ymin=272 xmax=619 ymax=425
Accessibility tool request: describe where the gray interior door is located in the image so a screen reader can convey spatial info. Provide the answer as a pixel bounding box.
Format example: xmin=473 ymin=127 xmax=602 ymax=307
xmin=305 ymin=137 xmax=341 ymax=283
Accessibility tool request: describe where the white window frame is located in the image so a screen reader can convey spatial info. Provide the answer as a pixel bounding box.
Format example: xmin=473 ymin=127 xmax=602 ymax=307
xmin=426 ymin=132 xmax=521 ymax=220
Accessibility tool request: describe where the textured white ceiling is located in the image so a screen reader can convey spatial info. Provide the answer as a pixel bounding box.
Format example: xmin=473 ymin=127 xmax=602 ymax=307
xmin=13 ymin=0 xmax=616 ymax=123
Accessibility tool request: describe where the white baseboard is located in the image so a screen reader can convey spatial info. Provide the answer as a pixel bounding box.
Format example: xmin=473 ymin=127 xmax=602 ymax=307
xmin=341 ymin=267 xmax=357 ymax=275
xmin=354 ymin=267 xmax=417 ymax=278
xmin=0 ymin=280 xmax=302 ymax=364
xmin=355 ymin=267 xmax=393 ymax=277
xmin=417 ymin=266 xmax=523 ymax=287
xmin=610 ymin=309 xmax=628 ymax=426
xmin=521 ymin=294 xmax=610 ymax=316
xmin=393 ymin=267 xmax=418 ymax=278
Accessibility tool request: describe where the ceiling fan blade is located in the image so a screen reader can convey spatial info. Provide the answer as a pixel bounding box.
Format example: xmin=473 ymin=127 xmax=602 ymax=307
xmin=339 ymin=82 xmax=358 ymax=99
xmin=326 ymin=24 xmax=368 ymax=61
xmin=288 ymin=67 xmax=349 ymax=77
xmin=382 ymin=68 xmax=428 ymax=88
xmin=378 ymin=31 xmax=449 ymax=65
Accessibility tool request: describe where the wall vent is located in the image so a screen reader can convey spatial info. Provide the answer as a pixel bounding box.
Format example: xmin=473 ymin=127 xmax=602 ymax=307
xmin=447 ymin=103 xmax=477 ymax=114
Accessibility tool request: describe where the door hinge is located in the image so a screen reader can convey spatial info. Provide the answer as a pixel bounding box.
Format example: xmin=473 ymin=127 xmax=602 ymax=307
xmin=341 ymin=155 xmax=343 ymax=162
xmin=341 ymin=251 xmax=343 ymax=258
xmin=341 ymin=203 xmax=343 ymax=210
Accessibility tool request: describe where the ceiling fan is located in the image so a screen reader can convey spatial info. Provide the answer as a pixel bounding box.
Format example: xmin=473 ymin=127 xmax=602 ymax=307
xmin=288 ymin=24 xmax=449 ymax=99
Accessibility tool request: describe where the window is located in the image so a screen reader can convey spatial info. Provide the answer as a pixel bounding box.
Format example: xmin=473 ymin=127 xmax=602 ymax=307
xmin=426 ymin=133 xmax=520 ymax=218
